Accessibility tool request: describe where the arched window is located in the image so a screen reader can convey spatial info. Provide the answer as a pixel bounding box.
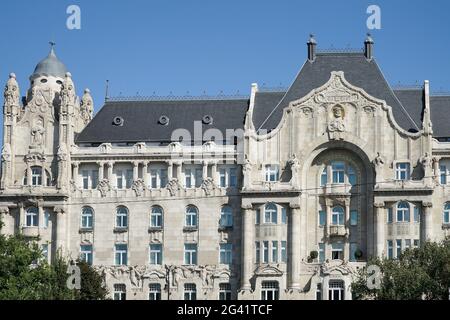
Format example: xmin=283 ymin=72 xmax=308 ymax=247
xmin=396 ymin=202 xmax=410 ymax=222
xmin=220 ymin=206 xmax=233 ymax=227
xmin=264 ymin=203 xmax=277 ymax=224
xmin=116 ymin=206 xmax=129 ymax=228
xmin=331 ymin=206 xmax=344 ymax=225
xmin=31 ymin=167 xmax=43 ymax=186
xmin=81 ymin=207 xmax=94 ymax=229
xmin=444 ymin=203 xmax=450 ymax=224
xmin=25 ymin=207 xmax=39 ymax=227
xmin=150 ymin=206 xmax=163 ymax=228
xmin=185 ymin=206 xmax=198 ymax=227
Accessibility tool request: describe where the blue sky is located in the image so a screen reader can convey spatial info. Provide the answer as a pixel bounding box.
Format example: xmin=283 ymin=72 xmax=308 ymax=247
xmin=0 ymin=0 xmax=449 ymax=123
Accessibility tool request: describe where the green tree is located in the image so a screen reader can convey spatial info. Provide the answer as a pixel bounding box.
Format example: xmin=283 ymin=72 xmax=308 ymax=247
xmin=352 ymin=238 xmax=450 ymax=300
xmin=0 ymin=221 xmax=108 ymax=300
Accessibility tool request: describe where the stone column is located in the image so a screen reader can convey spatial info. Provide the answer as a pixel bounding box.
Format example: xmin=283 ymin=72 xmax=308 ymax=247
xmin=38 ymin=202 xmax=44 ymax=229
xmin=107 ymin=162 xmax=113 ymax=181
xmin=167 ymin=161 xmax=173 ymax=180
xmin=325 ymin=198 xmax=332 ymax=236
xmin=42 ymin=168 xmax=47 ymax=186
xmin=98 ymin=162 xmax=104 ymax=180
xmin=72 ymin=162 xmax=79 ymax=185
xmin=344 ymin=199 xmax=350 ymax=233
xmin=202 ymin=160 xmax=209 ymax=181
xmin=374 ymin=202 xmax=385 ymax=258
xmin=143 ymin=161 xmax=149 ymax=186
xmin=133 ymin=161 xmax=139 ymax=181
xmin=211 ymin=161 xmax=218 ymax=183
xmin=19 ymin=203 xmax=25 ymax=228
xmin=289 ymin=204 xmax=301 ymax=289
xmin=241 ymin=204 xmax=254 ymax=291
xmin=422 ymin=202 xmax=433 ymax=243
xmin=176 ymin=161 xmax=182 ymax=181
xmin=55 ymin=206 xmax=66 ymax=252
xmin=27 ymin=163 xmax=32 ymax=186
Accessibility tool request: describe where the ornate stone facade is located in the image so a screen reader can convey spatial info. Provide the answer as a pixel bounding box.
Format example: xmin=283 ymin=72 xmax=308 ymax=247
xmin=1 ymin=39 xmax=450 ymax=300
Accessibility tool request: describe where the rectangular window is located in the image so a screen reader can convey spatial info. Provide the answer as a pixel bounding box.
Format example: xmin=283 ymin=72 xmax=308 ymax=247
xmin=149 ymin=244 xmax=163 ymax=265
xmin=82 ymin=170 xmax=89 ymax=189
xmin=321 ymin=169 xmax=328 ymax=186
xmin=255 ymin=209 xmax=260 ymax=225
xmin=115 ymin=244 xmax=128 ymax=266
xmin=80 ymin=245 xmax=93 ymax=265
xmin=319 ymin=210 xmax=326 ymax=226
xmin=331 ymin=242 xmax=344 ymax=260
xmin=219 ymin=243 xmax=232 ymax=265
xmin=160 ymin=169 xmax=168 ymax=188
xmin=229 ymin=168 xmax=237 ymax=187
xmin=319 ymin=243 xmax=325 ymax=263
xmin=116 ymin=170 xmax=123 ymax=189
xmin=150 ymin=169 xmax=158 ymax=189
xmin=114 ymin=284 xmax=126 ymax=301
xmin=387 ymin=207 xmax=393 ymax=223
xmin=396 ymin=239 xmax=402 ymax=258
xmin=125 ymin=169 xmax=133 ymax=189
xmin=44 ymin=209 xmax=50 ymax=228
xmin=396 ymin=163 xmax=410 ymax=181
xmin=350 ymin=210 xmax=358 ymax=226
xmin=262 ymin=241 xmax=269 ymax=263
xmin=387 ymin=240 xmax=394 ymax=259
xmin=271 ymin=241 xmax=278 ymax=263
xmin=219 ymin=283 xmax=232 ymax=301
xmin=413 ymin=239 xmax=420 ymax=248
xmin=255 ymin=241 xmax=260 ymax=264
xmin=281 ymin=241 xmax=287 ymax=263
xmin=185 ymin=169 xmax=192 ymax=188
xmin=31 ymin=167 xmax=43 ymax=186
xmin=184 ymin=244 xmax=197 ymax=265
xmin=414 ymin=206 xmax=421 ymax=223
xmin=219 ymin=169 xmax=226 ymax=188
xmin=281 ymin=207 xmax=287 ymax=224
xmin=26 ymin=209 xmax=38 ymax=227
xmin=350 ymin=243 xmax=357 ymax=262
xmin=148 ymin=283 xmax=161 ymax=301
xmin=41 ymin=244 xmax=49 ymax=262
xmin=184 ymin=283 xmax=197 ymax=301
xmin=91 ymin=170 xmax=99 ymax=189
xmin=332 ymin=162 xmax=345 ymax=184
xmin=195 ymin=168 xmax=203 ymax=188
xmin=440 ymin=165 xmax=447 ymax=185
xmin=265 ymin=165 xmax=279 ymax=182
xmin=261 ymin=281 xmax=279 ymax=300
xmin=405 ymin=239 xmax=411 ymax=249
xmin=316 ymin=283 xmax=322 ymax=300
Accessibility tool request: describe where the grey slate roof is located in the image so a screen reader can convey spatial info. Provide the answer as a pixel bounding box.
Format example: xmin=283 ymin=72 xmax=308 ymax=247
xmin=252 ymin=53 xmax=422 ymax=133
xmin=33 ymin=48 xmax=68 ymax=79
xmin=76 ymin=99 xmax=249 ymax=144
xmin=430 ymin=96 xmax=450 ymax=138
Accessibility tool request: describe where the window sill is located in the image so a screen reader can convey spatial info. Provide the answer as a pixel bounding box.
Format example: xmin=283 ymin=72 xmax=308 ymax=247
xmin=183 ymin=226 xmax=198 ymax=232
xmin=114 ymin=227 xmax=128 ymax=233
xmin=442 ymin=224 xmax=450 ymax=230
xmin=79 ymin=228 xmax=93 ymax=233
xmin=148 ymin=226 xmax=163 ymax=232
xmin=218 ymin=226 xmax=233 ymax=231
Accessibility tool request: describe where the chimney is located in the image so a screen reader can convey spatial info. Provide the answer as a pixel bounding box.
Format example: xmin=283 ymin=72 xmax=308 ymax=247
xmin=364 ymin=33 xmax=374 ymax=60
xmin=307 ymin=34 xmax=317 ymax=62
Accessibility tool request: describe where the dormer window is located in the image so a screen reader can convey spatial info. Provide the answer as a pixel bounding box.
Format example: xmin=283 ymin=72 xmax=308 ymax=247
xmin=265 ymin=165 xmax=279 ymax=182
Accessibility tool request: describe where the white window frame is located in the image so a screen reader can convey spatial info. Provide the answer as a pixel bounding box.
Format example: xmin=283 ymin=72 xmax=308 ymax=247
xmin=114 ymin=284 xmax=126 ymax=300
xmin=31 ymin=167 xmax=43 ymax=186
xmin=271 ymin=241 xmax=279 ymax=263
xmin=262 ymin=241 xmax=269 ymax=263
xmin=184 ymin=283 xmax=197 ymax=300
xmin=261 ymin=281 xmax=279 ymax=300
xmin=444 ymin=203 xmax=450 ymax=224
xmin=116 ymin=206 xmax=129 ymax=228
xmin=255 ymin=241 xmax=260 ymax=264
xmin=184 ymin=243 xmax=198 ymax=265
xmin=281 ymin=241 xmax=287 ymax=263
xmin=149 ymin=243 xmax=163 ymax=265
xmin=80 ymin=244 xmax=93 ymax=265
xmin=331 ymin=161 xmax=345 ymax=184
xmin=264 ymin=203 xmax=277 ymax=224
xmin=331 ymin=206 xmax=344 ymax=226
xmin=148 ymin=168 xmax=168 ymax=189
xmin=184 ymin=166 xmax=202 ymax=188
xmin=219 ymin=243 xmax=232 ymax=265
xmin=148 ymin=283 xmax=161 ymax=300
xmin=219 ymin=283 xmax=232 ymax=300
xmin=395 ymin=162 xmax=410 ymax=181
xmin=328 ymin=280 xmax=345 ymax=300
xmin=331 ymin=242 xmax=344 ymax=260
xmin=25 ymin=207 xmax=39 ymax=227
xmin=185 ymin=206 xmax=198 ymax=227
xmin=115 ymin=244 xmax=128 ymax=266
xmin=220 ymin=206 xmax=233 ymax=228
xmin=150 ymin=206 xmax=163 ymax=228
xmin=116 ymin=168 xmax=133 ymax=189
xmin=396 ymin=202 xmax=410 ymax=222
xmin=81 ymin=207 xmax=94 ymax=229
xmin=265 ymin=165 xmax=279 ymax=182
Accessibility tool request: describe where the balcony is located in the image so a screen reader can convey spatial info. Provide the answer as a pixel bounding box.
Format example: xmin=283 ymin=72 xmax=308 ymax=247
xmin=21 ymin=226 xmax=40 ymax=238
xmin=328 ymin=225 xmax=347 ymax=237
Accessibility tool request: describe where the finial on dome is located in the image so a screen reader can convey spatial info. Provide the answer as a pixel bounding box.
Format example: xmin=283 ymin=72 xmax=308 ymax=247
xmin=9 ymin=73 xmax=16 ymax=79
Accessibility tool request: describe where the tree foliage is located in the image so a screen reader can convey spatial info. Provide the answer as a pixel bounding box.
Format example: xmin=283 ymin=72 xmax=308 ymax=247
xmin=0 ymin=221 xmax=108 ymax=300
xmin=352 ymin=238 xmax=450 ymax=300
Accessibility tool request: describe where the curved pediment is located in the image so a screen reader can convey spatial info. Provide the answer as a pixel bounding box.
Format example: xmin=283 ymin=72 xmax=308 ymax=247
xmin=254 ymin=265 xmax=283 ymax=277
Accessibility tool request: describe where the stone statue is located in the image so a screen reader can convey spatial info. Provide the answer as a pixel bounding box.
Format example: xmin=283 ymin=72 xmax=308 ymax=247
xmin=1 ymin=143 xmax=11 ymax=162
xmin=31 ymin=119 xmax=45 ymax=147
xmin=4 ymin=73 xmax=20 ymax=107
xmin=328 ymin=105 xmax=346 ymax=133
xmin=288 ymin=153 xmax=300 ymax=188
xmin=421 ymin=152 xmax=432 ymax=168
xmin=60 ymin=72 xmax=76 ymax=106
xmin=80 ymin=88 xmax=94 ymax=123
xmin=242 ymin=154 xmax=252 ymax=189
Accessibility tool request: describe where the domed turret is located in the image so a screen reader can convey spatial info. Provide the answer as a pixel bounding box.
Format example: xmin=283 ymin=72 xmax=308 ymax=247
xmin=32 ymin=43 xmax=67 ymax=79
